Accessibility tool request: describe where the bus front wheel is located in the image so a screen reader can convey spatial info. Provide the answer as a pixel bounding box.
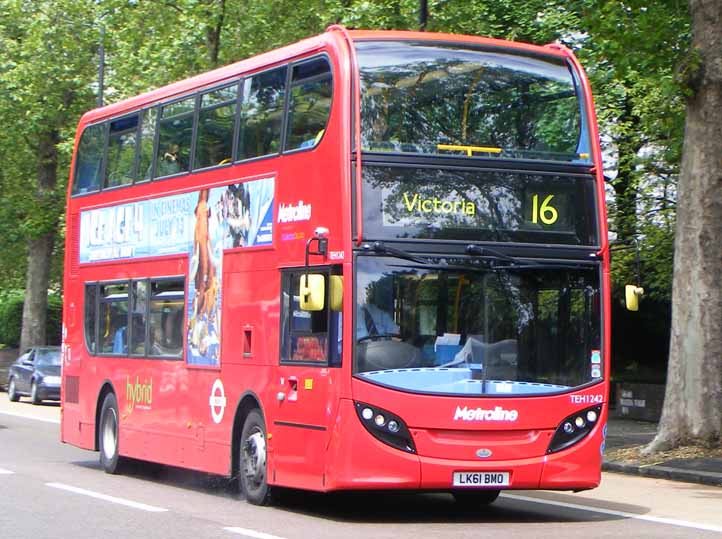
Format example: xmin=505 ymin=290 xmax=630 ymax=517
xmin=99 ymin=392 xmax=124 ymax=474
xmin=239 ymin=410 xmax=274 ymax=506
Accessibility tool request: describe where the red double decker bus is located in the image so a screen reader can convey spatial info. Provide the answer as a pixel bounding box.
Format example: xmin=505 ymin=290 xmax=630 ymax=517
xmin=61 ymin=26 xmax=610 ymax=506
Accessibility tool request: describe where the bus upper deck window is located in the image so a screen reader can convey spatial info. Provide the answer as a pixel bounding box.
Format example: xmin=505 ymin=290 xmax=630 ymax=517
xmin=138 ymin=108 xmax=157 ymax=182
xmin=195 ymin=84 xmax=239 ymax=170
xmin=285 ymin=57 xmax=332 ymax=151
xmin=237 ymin=66 xmax=287 ymax=161
xmin=73 ymin=123 xmax=105 ymax=195
xmin=105 ymin=114 xmax=139 ymax=189
xmin=156 ymin=97 xmax=195 ymax=178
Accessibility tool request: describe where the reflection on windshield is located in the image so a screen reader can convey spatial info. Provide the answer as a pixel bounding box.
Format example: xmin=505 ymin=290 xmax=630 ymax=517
xmin=354 ymin=256 xmax=601 ymax=396
xmin=35 ymin=349 xmax=61 ymax=366
xmin=357 ymin=41 xmax=590 ymax=163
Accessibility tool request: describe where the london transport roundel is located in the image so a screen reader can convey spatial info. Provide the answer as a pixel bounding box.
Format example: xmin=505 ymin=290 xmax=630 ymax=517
xmin=209 ymin=379 xmax=227 ymax=424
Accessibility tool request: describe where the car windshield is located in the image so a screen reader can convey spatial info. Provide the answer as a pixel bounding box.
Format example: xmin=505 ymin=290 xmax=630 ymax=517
xmin=35 ymin=349 xmax=61 ymax=366
xmin=357 ymin=41 xmax=591 ymax=164
xmin=354 ymin=256 xmax=601 ymax=396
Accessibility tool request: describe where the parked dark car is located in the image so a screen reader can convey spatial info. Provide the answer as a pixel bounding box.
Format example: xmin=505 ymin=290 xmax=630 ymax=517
xmin=0 ymin=349 xmax=17 ymax=391
xmin=7 ymin=347 xmax=61 ymax=404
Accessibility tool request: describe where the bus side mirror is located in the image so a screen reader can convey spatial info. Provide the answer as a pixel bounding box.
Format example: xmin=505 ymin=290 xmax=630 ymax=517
xmin=329 ymin=276 xmax=343 ymax=312
xmin=300 ymin=274 xmax=325 ymax=311
xmin=625 ymin=285 xmax=644 ymax=311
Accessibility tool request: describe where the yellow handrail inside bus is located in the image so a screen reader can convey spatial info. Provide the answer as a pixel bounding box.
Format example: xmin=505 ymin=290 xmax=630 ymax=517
xmin=104 ymin=307 xmax=110 ymax=338
xmin=437 ymin=144 xmax=502 ymax=156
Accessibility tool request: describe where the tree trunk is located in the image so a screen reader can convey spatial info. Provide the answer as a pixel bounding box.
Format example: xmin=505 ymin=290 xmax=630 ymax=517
xmin=644 ymin=0 xmax=722 ymax=452
xmin=20 ymin=233 xmax=55 ymax=351
xmin=19 ymin=130 xmax=58 ymax=352
xmin=205 ymin=0 xmax=226 ymax=68
xmin=419 ymin=0 xmax=428 ymax=31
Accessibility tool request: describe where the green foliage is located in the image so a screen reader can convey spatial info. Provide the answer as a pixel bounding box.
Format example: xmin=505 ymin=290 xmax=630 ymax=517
xmin=0 ymin=0 xmax=691 ymax=371
xmin=574 ymin=0 xmax=688 ymax=307
xmin=0 ymin=0 xmax=103 ymax=293
xmin=0 ymin=291 xmax=24 ymax=347
xmin=0 ymin=291 xmax=62 ymax=347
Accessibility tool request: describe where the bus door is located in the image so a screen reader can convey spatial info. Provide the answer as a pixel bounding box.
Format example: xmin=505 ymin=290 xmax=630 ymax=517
xmin=272 ymin=268 xmax=343 ymax=489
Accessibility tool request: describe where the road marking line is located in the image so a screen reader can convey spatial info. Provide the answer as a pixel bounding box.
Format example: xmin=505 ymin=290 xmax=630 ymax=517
xmin=503 ymin=493 xmax=722 ymax=534
xmin=46 ymin=482 xmax=168 ymax=513
xmin=0 ymin=410 xmax=60 ymax=424
xmin=224 ymin=527 xmax=288 ymax=539
xmin=0 ymin=468 xmax=15 ymax=474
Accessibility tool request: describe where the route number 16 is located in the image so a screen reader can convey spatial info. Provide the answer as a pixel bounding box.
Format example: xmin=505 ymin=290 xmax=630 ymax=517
xmin=531 ymin=194 xmax=558 ymax=225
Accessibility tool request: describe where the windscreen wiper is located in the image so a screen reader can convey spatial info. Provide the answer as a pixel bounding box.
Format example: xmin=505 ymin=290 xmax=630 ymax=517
xmin=465 ymin=244 xmax=590 ymax=270
xmin=367 ymin=242 xmax=589 ymax=271
xmin=465 ymin=244 xmax=538 ymax=266
xmin=364 ymin=241 xmax=433 ymax=265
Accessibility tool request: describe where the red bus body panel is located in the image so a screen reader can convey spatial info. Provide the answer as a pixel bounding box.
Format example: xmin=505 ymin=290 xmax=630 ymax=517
xmin=61 ymin=27 xmax=610 ymax=495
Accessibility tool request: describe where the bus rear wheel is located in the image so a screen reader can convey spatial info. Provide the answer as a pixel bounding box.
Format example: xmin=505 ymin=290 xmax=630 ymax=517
xmin=99 ymin=392 xmax=124 ymax=474
xmin=452 ymin=489 xmax=501 ymax=508
xmin=239 ymin=410 xmax=274 ymax=506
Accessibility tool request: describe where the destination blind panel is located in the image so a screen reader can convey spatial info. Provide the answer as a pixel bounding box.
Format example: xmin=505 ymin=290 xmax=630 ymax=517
xmin=361 ymin=165 xmax=598 ymax=246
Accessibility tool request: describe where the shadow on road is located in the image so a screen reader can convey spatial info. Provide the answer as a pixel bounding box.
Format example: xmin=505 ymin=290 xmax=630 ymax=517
xmin=268 ymin=489 xmax=637 ymax=525
xmin=68 ymin=457 xmax=650 ymax=525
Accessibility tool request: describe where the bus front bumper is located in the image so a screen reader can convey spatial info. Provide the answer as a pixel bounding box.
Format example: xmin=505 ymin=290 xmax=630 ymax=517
xmin=324 ymin=399 xmax=604 ymax=492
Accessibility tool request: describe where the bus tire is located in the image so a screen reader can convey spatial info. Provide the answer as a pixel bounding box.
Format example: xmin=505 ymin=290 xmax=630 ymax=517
xmin=239 ymin=409 xmax=273 ymax=506
xmin=99 ymin=392 xmax=123 ymax=474
xmin=452 ymin=489 xmax=500 ymax=508
xmin=8 ymin=377 xmax=20 ymax=402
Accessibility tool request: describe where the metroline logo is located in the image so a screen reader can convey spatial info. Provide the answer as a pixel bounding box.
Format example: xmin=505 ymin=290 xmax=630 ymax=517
xmin=453 ymin=405 xmax=519 ymax=422
xmin=277 ymin=201 xmax=312 ymax=223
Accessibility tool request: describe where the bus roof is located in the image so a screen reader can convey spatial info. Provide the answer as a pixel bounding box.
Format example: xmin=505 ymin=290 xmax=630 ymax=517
xmin=346 ymin=29 xmax=571 ymax=58
xmin=77 ymin=27 xmax=573 ymax=128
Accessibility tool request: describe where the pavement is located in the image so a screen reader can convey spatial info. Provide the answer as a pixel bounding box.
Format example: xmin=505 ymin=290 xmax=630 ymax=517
xmin=604 ymin=416 xmax=722 ymax=487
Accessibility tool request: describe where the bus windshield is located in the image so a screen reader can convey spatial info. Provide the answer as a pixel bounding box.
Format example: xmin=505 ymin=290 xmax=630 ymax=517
xmin=354 ymin=256 xmax=601 ymax=396
xmin=357 ymin=41 xmax=591 ymax=164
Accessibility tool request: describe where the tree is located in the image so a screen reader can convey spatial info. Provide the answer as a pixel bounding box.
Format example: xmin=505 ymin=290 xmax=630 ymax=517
xmin=0 ymin=0 xmax=100 ymax=350
xmin=645 ymin=0 xmax=722 ymax=452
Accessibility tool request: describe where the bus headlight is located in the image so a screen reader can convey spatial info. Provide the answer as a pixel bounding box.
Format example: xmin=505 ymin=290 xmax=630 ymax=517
xmin=354 ymin=401 xmax=416 ymax=454
xmin=547 ymin=405 xmax=602 ymax=454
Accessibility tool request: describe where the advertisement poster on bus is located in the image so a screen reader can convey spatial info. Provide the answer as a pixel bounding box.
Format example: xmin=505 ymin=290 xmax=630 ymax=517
xmin=186 ymin=178 xmax=274 ymax=366
xmin=78 ymin=176 xmax=275 ymax=366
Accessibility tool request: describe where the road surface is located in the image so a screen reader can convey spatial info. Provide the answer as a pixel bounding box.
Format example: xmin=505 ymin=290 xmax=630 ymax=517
xmin=1 ymin=397 xmax=721 ymax=538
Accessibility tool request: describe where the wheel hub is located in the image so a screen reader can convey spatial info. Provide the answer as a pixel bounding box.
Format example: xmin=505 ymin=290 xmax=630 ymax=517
xmin=102 ymin=408 xmax=118 ymax=459
xmin=243 ymin=431 xmax=266 ymax=484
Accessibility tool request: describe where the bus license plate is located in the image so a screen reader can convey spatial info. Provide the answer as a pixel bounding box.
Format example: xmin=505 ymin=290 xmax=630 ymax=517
xmin=452 ymin=471 xmax=510 ymax=487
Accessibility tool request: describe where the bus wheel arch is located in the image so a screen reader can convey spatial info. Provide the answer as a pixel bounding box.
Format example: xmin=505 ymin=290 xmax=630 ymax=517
xmin=94 ymin=382 xmax=116 ymax=451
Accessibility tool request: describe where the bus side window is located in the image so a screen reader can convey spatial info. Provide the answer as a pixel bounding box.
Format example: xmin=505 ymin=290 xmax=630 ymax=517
xmin=238 ymin=66 xmax=287 ymax=160
xmin=285 ymin=57 xmax=332 ymax=151
xmin=148 ymin=279 xmax=185 ymax=358
xmin=195 ymin=84 xmax=238 ymax=169
xmin=156 ymin=96 xmax=195 ymax=178
xmin=137 ymin=108 xmax=157 ymax=182
xmin=130 ymin=280 xmax=148 ymax=355
xmin=105 ymin=114 xmax=139 ymax=189
xmin=280 ymin=269 xmax=342 ymax=366
xmin=84 ymin=283 xmax=98 ymax=354
xmin=73 ymin=123 xmax=105 ymax=195
xmin=98 ymin=283 xmax=130 ymax=355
